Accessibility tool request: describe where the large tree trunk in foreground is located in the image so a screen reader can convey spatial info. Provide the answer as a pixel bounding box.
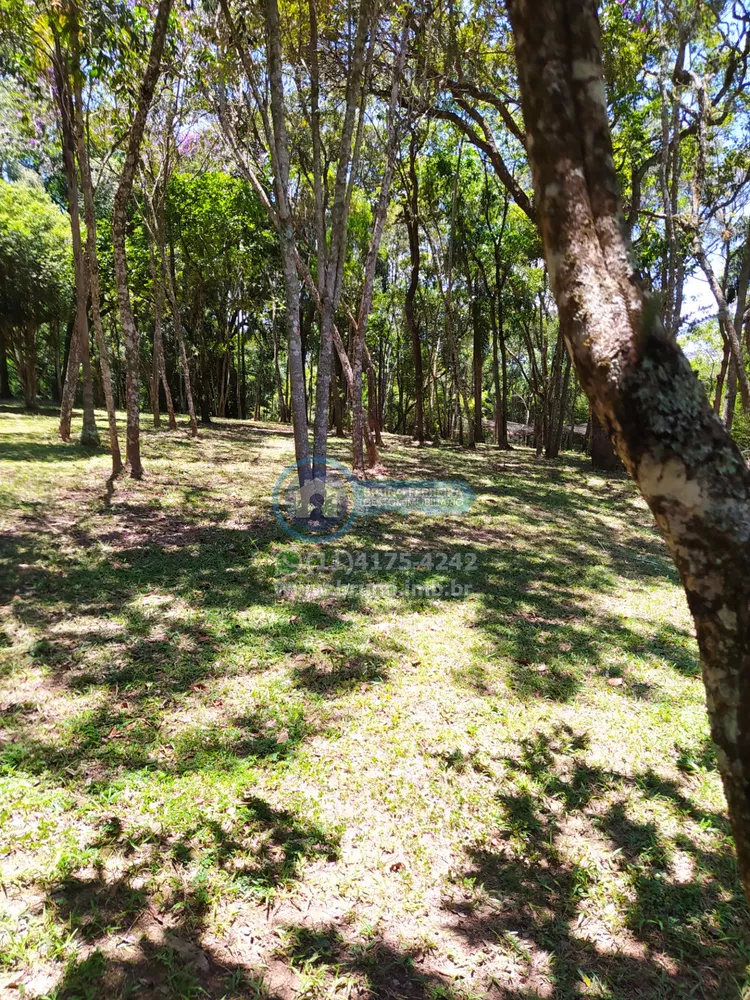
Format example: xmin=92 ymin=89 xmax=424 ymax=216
xmin=112 ymin=0 xmax=174 ymax=478
xmin=508 ymin=0 xmax=750 ymax=904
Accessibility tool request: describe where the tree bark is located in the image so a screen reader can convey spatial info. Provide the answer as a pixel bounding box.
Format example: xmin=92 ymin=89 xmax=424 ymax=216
xmin=508 ymin=0 xmax=750 ymax=904
xmin=311 ymin=0 xmax=374 ymax=480
xmin=11 ymin=324 xmax=38 ymax=410
xmin=163 ymin=212 xmax=198 ymax=437
xmin=112 ymin=0 xmax=174 ymax=478
xmin=264 ymin=0 xmax=311 ymax=484
xmin=472 ymin=289 xmax=485 ymax=443
xmin=714 ymin=334 xmax=730 ymax=416
xmin=149 ymin=238 xmax=177 ymax=429
xmin=0 ymin=322 xmax=11 ymax=399
xmin=52 ymin=25 xmax=99 ymax=448
xmin=72 ymin=14 xmax=122 ymax=474
xmin=405 ymin=133 xmax=425 ymax=443
xmin=350 ymin=19 xmax=409 ymax=471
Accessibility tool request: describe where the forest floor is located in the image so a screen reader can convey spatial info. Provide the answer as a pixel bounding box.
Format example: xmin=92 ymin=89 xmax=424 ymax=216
xmin=0 ymin=407 xmax=748 ymax=1000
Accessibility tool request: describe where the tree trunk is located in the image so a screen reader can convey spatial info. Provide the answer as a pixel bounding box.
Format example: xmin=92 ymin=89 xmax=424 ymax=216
xmin=498 ymin=311 xmax=511 ymax=449
xmin=553 ymin=351 xmax=572 ymax=456
xmin=52 ymin=25 xmax=99 ymax=448
xmin=333 ymin=351 xmax=344 ymax=436
xmin=544 ymin=330 xmax=565 ymax=458
xmin=509 ymin=0 xmax=750 ymax=904
xmin=273 ymin=322 xmax=287 ymax=422
xmin=12 ymin=324 xmax=38 ymax=410
xmin=112 ymin=0 xmax=174 ymax=478
xmin=149 ymin=241 xmax=176 ymax=430
xmin=73 ymin=30 xmax=122 ymax=475
xmin=0 ymin=323 xmax=11 ymax=399
xmin=724 ymin=360 xmax=738 ymax=432
xmin=584 ymin=397 xmax=618 ymax=482
xmin=265 ymin=0 xmax=311 ymax=485
xmin=472 ymin=292 xmax=485 ymax=443
xmin=366 ymin=348 xmax=382 ymax=447
xmin=714 ymin=335 xmax=730 ymax=416
xmin=405 ymin=134 xmax=424 ymax=443
xmin=163 ymin=215 xmax=198 ymax=437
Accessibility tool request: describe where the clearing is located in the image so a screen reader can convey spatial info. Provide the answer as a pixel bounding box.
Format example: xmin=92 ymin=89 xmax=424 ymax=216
xmin=0 ymin=409 xmax=747 ymax=999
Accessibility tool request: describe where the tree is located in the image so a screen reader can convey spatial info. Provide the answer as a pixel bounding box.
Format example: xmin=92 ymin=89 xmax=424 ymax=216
xmin=507 ymin=0 xmax=750 ymax=904
xmin=47 ymin=3 xmax=100 ymax=447
xmin=112 ymin=0 xmax=174 ymax=478
xmin=70 ymin=1 xmax=122 ymax=473
xmin=0 ymin=178 xmax=73 ymax=410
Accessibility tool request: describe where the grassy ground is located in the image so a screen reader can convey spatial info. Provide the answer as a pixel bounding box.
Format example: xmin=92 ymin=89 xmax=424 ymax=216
xmin=0 ymin=406 xmax=748 ymax=1000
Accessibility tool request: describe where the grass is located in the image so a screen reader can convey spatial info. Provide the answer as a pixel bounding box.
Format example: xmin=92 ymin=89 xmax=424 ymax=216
xmin=0 ymin=404 xmax=748 ymax=999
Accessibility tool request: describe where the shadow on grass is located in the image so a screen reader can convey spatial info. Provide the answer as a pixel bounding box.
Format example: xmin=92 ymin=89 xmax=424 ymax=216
xmin=0 ymin=425 xmax=723 ymax=998
xmin=443 ymin=725 xmax=748 ymax=999
xmin=43 ymin=795 xmax=340 ymax=999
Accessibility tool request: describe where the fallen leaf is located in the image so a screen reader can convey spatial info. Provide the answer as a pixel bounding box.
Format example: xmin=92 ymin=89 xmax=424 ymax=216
xmin=289 ymin=615 xmax=299 ymax=624
xmin=607 ymin=677 xmax=624 ymax=687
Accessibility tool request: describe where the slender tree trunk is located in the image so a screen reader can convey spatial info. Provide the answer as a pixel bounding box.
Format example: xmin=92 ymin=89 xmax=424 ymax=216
xmin=151 ymin=317 xmax=160 ymax=427
xmin=311 ymin=0 xmax=375 ymax=480
xmin=163 ymin=217 xmax=198 ymax=437
xmin=333 ymin=352 xmax=344 ymax=436
xmin=491 ymin=320 xmax=501 ymax=446
xmin=73 ymin=39 xmax=122 ymax=474
xmin=12 ymin=325 xmax=38 ymax=410
xmin=0 ymin=323 xmax=11 ymax=399
xmin=366 ymin=349 xmax=382 ymax=447
xmin=544 ymin=329 xmax=565 ymax=458
xmin=149 ymin=240 xmax=176 ymax=429
xmin=53 ymin=323 xmax=62 ymax=402
xmin=273 ymin=323 xmax=287 ymax=422
xmin=553 ymin=352 xmax=572 ymax=455
xmin=714 ymin=335 xmax=730 ymax=416
xmin=498 ymin=309 xmax=511 ymax=449
xmin=52 ymin=26 xmax=99 ymax=448
xmin=472 ymin=292 xmax=485 ymax=443
xmin=724 ymin=360 xmax=738 ymax=431
xmin=25 ymin=326 xmax=38 ymax=410
xmin=509 ymin=0 xmax=750 ymax=903
xmin=70 ymin=3 xmax=121 ymax=467
xmin=405 ymin=134 xmax=424 ymax=443
xmin=112 ymin=0 xmax=174 ymax=478
xmin=265 ymin=0 xmax=311 ymax=485
xmin=349 ymin=23 xmax=408 ymax=470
